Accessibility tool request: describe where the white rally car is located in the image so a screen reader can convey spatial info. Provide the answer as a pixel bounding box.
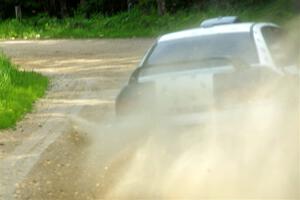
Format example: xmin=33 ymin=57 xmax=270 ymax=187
xmin=116 ymin=16 xmax=299 ymax=124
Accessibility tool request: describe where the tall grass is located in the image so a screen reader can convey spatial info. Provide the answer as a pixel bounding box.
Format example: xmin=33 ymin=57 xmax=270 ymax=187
xmin=0 ymin=54 xmax=48 ymax=129
xmin=0 ymin=0 xmax=296 ymax=39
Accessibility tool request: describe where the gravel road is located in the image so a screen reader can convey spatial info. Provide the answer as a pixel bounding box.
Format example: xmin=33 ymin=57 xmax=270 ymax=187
xmin=0 ymin=39 xmax=298 ymax=200
xmin=0 ymin=39 xmax=154 ymax=200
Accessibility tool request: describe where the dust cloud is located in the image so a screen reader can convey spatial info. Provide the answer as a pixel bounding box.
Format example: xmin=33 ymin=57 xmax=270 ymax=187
xmin=70 ymin=17 xmax=299 ymax=200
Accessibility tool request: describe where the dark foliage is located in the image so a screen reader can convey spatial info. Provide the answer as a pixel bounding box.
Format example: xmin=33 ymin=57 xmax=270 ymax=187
xmin=0 ymin=0 xmax=293 ymax=19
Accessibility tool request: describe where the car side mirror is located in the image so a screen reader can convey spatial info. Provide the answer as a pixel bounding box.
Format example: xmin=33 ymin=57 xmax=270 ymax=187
xmin=129 ymin=67 xmax=142 ymax=84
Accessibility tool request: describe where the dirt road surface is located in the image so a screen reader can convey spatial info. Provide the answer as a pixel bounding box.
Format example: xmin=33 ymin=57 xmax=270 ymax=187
xmin=0 ymin=39 xmax=298 ymax=200
xmin=0 ymin=39 xmax=154 ymax=200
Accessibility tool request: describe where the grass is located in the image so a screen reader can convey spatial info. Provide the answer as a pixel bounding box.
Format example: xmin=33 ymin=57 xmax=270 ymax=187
xmin=0 ymin=0 xmax=297 ymax=39
xmin=0 ymin=53 xmax=48 ymax=129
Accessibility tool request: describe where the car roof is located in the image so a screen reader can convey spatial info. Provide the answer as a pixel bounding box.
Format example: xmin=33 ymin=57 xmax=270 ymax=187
xmin=158 ymin=23 xmax=255 ymax=42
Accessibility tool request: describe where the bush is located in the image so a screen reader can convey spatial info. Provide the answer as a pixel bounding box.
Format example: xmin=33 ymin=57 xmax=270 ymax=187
xmin=0 ymin=0 xmax=296 ymax=39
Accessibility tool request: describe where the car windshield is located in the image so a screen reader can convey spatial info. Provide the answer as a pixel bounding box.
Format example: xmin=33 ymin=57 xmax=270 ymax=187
xmin=145 ymin=32 xmax=259 ymax=67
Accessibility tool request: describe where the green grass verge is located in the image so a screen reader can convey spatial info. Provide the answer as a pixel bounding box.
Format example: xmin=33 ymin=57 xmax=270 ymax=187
xmin=0 ymin=54 xmax=48 ymax=129
xmin=0 ymin=0 xmax=297 ymax=39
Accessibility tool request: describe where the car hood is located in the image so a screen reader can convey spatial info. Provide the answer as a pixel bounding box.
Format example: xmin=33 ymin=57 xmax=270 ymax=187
xmin=137 ymin=65 xmax=235 ymax=113
xmin=138 ymin=65 xmax=235 ymax=82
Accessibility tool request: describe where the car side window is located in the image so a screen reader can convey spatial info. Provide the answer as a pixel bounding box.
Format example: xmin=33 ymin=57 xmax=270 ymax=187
xmin=262 ymin=27 xmax=295 ymax=67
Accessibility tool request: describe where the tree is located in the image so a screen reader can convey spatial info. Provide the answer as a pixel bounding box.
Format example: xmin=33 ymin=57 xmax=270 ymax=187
xmin=156 ymin=0 xmax=166 ymax=15
xmin=48 ymin=0 xmax=68 ymax=18
xmin=294 ymin=0 xmax=300 ymax=13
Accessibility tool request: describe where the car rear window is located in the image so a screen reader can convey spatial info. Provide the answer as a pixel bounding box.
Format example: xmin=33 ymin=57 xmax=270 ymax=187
xmin=145 ymin=32 xmax=259 ymax=67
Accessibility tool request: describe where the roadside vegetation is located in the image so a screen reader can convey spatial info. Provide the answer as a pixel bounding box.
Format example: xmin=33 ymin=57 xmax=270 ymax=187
xmin=0 ymin=0 xmax=297 ymax=39
xmin=0 ymin=54 xmax=48 ymax=129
